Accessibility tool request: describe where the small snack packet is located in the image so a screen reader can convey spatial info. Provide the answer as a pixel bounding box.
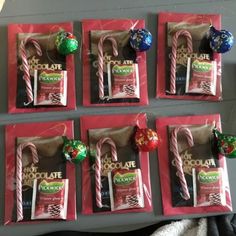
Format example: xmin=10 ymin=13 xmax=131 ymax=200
xmin=193 ymin=167 xmax=226 ymax=207
xmin=186 ymin=58 xmax=217 ymax=96
xmin=108 ymin=168 xmax=144 ymax=211
xmin=31 ymin=179 xmax=69 ymax=220
xmin=34 ymin=70 xmax=67 ymax=106
xmin=107 ymin=63 xmax=140 ymax=99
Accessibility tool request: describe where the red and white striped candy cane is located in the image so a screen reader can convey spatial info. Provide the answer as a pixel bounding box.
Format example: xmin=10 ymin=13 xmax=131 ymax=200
xmin=95 ymin=137 xmax=117 ymax=208
xmin=16 ymin=142 xmax=39 ymax=221
xmin=97 ymin=34 xmax=118 ymax=99
xmin=170 ymin=126 xmax=194 ymax=200
xmin=19 ymin=38 xmax=42 ymax=105
xmin=169 ymin=30 xmax=193 ymax=94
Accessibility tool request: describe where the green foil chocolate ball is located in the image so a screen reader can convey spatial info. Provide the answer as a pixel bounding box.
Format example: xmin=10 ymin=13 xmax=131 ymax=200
xmin=55 ymin=31 xmax=78 ymax=55
xmin=63 ymin=139 xmax=87 ymax=163
xmin=214 ymin=129 xmax=236 ymax=158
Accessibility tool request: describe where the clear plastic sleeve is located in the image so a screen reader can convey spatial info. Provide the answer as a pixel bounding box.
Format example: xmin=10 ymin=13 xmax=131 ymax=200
xmin=82 ymin=19 xmax=149 ymax=106
xmin=4 ymin=121 xmax=76 ymax=225
xmin=156 ymin=114 xmax=232 ymax=215
xmin=156 ymin=12 xmax=222 ymax=101
xmin=8 ymin=22 xmax=76 ymax=113
xmin=80 ymin=113 xmax=152 ymax=214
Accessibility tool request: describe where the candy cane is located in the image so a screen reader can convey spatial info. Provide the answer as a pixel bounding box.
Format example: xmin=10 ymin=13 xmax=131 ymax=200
xmin=170 ymin=126 xmax=194 ymax=200
xmin=19 ymin=38 xmax=42 ymax=105
xmin=169 ymin=30 xmax=193 ymax=94
xmin=97 ymin=34 xmax=118 ymax=99
xmin=16 ymin=142 xmax=39 ymax=221
xmin=95 ymin=137 xmax=117 ymax=208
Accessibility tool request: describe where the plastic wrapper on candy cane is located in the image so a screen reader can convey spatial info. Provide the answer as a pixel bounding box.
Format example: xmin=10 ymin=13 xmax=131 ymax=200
xmin=16 ymin=142 xmax=39 ymax=221
xmin=95 ymin=137 xmax=117 ymax=208
xmin=169 ymin=30 xmax=193 ymax=94
xmin=97 ymin=34 xmax=118 ymax=99
xmin=19 ymin=38 xmax=42 ymax=105
xmin=169 ymin=127 xmax=194 ymax=200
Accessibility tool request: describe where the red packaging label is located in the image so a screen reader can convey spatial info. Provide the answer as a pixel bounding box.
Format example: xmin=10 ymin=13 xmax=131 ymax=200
xmin=108 ymin=168 xmax=144 ymax=211
xmin=193 ymin=167 xmax=226 ymax=207
xmin=34 ymin=70 xmax=67 ymax=106
xmin=186 ymin=58 xmax=217 ymax=96
xmin=31 ymin=179 xmax=69 ymax=220
xmin=107 ymin=63 xmax=140 ymax=99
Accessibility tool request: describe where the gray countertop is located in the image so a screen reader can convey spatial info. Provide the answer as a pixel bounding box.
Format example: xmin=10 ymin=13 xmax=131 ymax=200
xmin=0 ymin=0 xmax=236 ymax=235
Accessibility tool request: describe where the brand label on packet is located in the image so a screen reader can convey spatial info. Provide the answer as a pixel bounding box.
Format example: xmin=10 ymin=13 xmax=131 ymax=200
xmin=113 ymin=172 xmax=137 ymax=185
xmin=31 ymin=179 xmax=69 ymax=220
xmin=198 ymin=170 xmax=220 ymax=184
xmin=193 ymin=167 xmax=226 ymax=207
xmin=39 ymin=180 xmax=64 ymax=194
xmin=108 ymin=168 xmax=144 ymax=211
xmin=34 ymin=70 xmax=67 ymax=106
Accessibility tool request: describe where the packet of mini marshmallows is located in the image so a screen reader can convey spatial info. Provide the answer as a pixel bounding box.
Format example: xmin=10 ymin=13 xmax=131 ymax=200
xmin=34 ymin=70 xmax=67 ymax=106
xmin=193 ymin=167 xmax=226 ymax=207
xmin=108 ymin=168 xmax=144 ymax=211
xmin=31 ymin=179 xmax=69 ymax=220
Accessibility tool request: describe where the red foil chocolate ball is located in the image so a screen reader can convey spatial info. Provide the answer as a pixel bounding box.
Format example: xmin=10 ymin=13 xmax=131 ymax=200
xmin=134 ymin=128 xmax=158 ymax=152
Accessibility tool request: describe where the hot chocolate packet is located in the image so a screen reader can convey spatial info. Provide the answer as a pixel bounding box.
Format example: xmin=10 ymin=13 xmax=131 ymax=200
xmin=108 ymin=168 xmax=144 ymax=211
xmin=186 ymin=58 xmax=217 ymax=96
xmin=193 ymin=167 xmax=226 ymax=207
xmin=107 ymin=63 xmax=140 ymax=99
xmin=34 ymin=70 xmax=67 ymax=106
xmin=31 ymin=179 xmax=69 ymax=220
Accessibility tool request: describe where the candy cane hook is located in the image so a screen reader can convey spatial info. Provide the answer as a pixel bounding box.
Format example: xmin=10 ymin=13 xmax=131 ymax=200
xmin=169 ymin=126 xmax=194 ymax=200
xmin=169 ymin=30 xmax=193 ymax=94
xmin=16 ymin=142 xmax=39 ymax=221
xmin=19 ymin=38 xmax=42 ymax=106
xmin=95 ymin=137 xmax=117 ymax=208
xmin=97 ymin=34 xmax=118 ymax=99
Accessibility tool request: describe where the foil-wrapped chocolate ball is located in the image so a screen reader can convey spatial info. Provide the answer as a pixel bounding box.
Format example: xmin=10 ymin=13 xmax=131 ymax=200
xmin=63 ymin=139 xmax=87 ymax=163
xmin=55 ymin=31 xmax=78 ymax=55
xmin=214 ymin=129 xmax=236 ymax=158
xmin=130 ymin=29 xmax=152 ymax=52
xmin=134 ymin=128 xmax=158 ymax=152
xmin=209 ymin=26 xmax=234 ymax=53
